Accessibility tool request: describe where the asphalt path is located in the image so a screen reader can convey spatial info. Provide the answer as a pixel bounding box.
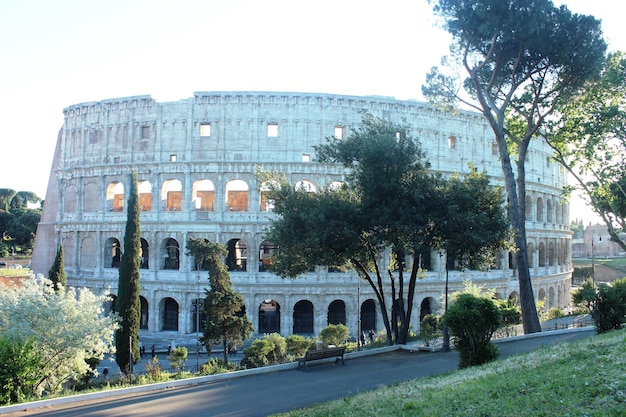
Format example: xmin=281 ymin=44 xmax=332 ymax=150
xmin=0 ymin=330 xmax=594 ymax=417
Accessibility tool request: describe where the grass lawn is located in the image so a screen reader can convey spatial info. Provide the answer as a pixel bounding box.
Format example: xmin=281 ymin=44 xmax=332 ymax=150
xmin=573 ymin=258 xmax=626 ymax=277
xmin=273 ymin=329 xmax=626 ymax=416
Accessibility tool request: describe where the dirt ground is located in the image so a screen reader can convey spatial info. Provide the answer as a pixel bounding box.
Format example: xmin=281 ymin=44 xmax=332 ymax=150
xmin=594 ymin=265 xmax=626 ymax=283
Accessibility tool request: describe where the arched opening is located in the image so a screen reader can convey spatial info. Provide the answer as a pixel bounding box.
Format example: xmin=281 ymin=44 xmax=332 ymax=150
xmin=226 ymin=179 xmax=248 ymax=211
xmin=105 ymin=294 xmax=116 ymax=315
xmin=295 ymin=180 xmax=317 ymax=193
xmin=193 ymin=179 xmax=215 ymax=211
xmin=417 ymin=247 xmax=432 ymax=270
xmin=140 ymin=296 xmax=149 ymax=330
xmin=536 ymin=197 xmax=544 ymax=222
xmin=548 ymin=242 xmax=556 ymax=266
xmin=527 ymin=243 xmax=535 ymax=268
xmin=106 ymin=181 xmax=125 ymax=212
xmin=191 ymin=298 xmax=206 ymax=333
xmin=361 ymin=299 xmax=377 ymax=332
xmin=162 ymin=238 xmax=180 ymax=270
xmin=191 ymin=238 xmax=211 ymax=270
xmin=104 ymin=237 xmax=121 ymax=268
xmin=259 ymin=181 xmax=278 ymax=212
xmin=226 ymin=238 xmax=247 ymax=272
xmin=548 ymin=287 xmax=555 ymax=309
xmin=392 ymin=298 xmax=405 ymax=334
xmin=546 ymin=198 xmax=553 ymax=223
xmin=508 ymin=292 xmax=519 ymax=304
xmin=538 ymin=242 xmax=547 ymax=267
xmin=258 ymin=299 xmax=280 ymax=334
xmin=525 ymin=195 xmax=533 ymax=220
xmin=162 ymin=179 xmax=182 ymax=211
xmin=138 ymin=180 xmax=152 ymax=211
xmin=161 ymin=297 xmax=179 ymax=331
xmin=259 ymin=240 xmax=277 ymax=271
xmin=420 ymin=297 xmax=435 ymax=322
xmin=140 ymin=238 xmax=149 ymax=269
xmin=293 ymin=300 xmax=314 ymax=334
xmin=327 ymin=300 xmax=346 ymax=325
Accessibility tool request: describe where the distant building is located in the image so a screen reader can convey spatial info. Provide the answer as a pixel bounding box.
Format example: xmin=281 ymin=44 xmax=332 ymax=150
xmin=32 ymin=92 xmax=573 ymax=338
xmin=577 ymin=224 xmax=626 ymax=258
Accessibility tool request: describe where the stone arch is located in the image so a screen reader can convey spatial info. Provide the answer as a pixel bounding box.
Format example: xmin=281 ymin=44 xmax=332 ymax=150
xmin=295 ymin=180 xmax=317 ymax=193
xmin=293 ymin=300 xmax=314 ymax=334
xmin=162 ymin=179 xmax=182 ymax=211
xmin=160 ymin=297 xmax=179 ymax=331
xmin=548 ymin=287 xmax=555 ymax=309
xmin=61 ymin=236 xmax=75 ymax=269
xmin=420 ymin=297 xmax=436 ymax=322
xmin=161 ymin=238 xmax=180 ymax=270
xmin=328 ymin=299 xmax=346 ymax=325
xmin=259 ymin=299 xmax=280 ymax=334
xmin=104 ymin=237 xmax=121 ymax=268
xmin=191 ymin=297 xmax=206 ymax=333
xmin=259 ymin=181 xmax=277 ymax=212
xmin=138 ymin=180 xmax=152 ymax=211
xmin=527 ymin=242 xmax=535 ymax=268
xmin=140 ymin=296 xmax=149 ymax=330
xmin=361 ymin=299 xmax=377 ymax=332
xmin=259 ymin=240 xmax=277 ymax=271
xmin=193 ymin=179 xmax=215 ymax=211
xmin=546 ymin=198 xmax=553 ymax=223
xmin=538 ymin=288 xmax=546 ymax=303
xmin=538 ymin=242 xmax=547 ymax=267
xmin=106 ymin=181 xmax=125 ymax=212
xmin=548 ymin=242 xmax=556 ymax=266
xmin=64 ymin=185 xmax=78 ymax=213
xmin=525 ymin=195 xmax=533 ymax=221
xmin=226 ymin=238 xmax=247 ymax=272
xmin=140 ymin=238 xmax=149 ymax=269
xmin=84 ymin=182 xmax=100 ymax=212
xmin=536 ymin=197 xmax=544 ymax=222
xmin=508 ymin=291 xmax=519 ymax=304
xmin=80 ymin=236 xmax=96 ymax=268
xmin=226 ymin=179 xmax=249 ymax=211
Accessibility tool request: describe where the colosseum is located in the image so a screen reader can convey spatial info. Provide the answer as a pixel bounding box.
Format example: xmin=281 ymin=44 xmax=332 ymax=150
xmin=32 ymin=91 xmax=572 ymax=339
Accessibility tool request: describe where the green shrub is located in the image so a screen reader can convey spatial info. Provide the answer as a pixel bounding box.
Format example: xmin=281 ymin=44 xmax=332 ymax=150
xmin=0 ymin=335 xmax=42 ymax=405
xmin=443 ymin=293 xmax=501 ymax=368
xmin=319 ymin=323 xmax=349 ymax=346
xmin=419 ymin=314 xmax=440 ymax=347
xmin=544 ymin=307 xmax=565 ymax=321
xmin=591 ymin=278 xmax=626 ymax=333
xmin=167 ymin=346 xmax=188 ymax=373
xmin=199 ymin=357 xmax=238 ymax=375
xmin=144 ymin=356 xmax=162 ymax=380
xmin=241 ymin=333 xmax=288 ymax=368
xmin=285 ymin=335 xmax=311 ymax=358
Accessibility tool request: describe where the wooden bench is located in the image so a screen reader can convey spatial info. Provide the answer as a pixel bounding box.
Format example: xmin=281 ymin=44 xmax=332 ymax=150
xmin=297 ymin=346 xmax=346 ymax=370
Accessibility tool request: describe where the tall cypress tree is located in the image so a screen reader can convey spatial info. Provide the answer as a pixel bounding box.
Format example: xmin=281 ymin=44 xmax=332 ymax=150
xmin=48 ymin=244 xmax=66 ymax=290
xmin=115 ymin=171 xmax=141 ymax=375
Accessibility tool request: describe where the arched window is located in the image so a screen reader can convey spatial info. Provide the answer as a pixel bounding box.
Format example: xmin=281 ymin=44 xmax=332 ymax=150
xmin=193 ymin=179 xmax=215 ymax=211
xmin=295 ymin=180 xmax=316 ymax=193
xmin=546 ymin=198 xmax=553 ymax=223
xmin=138 ymin=180 xmax=152 ymax=211
xmin=191 ymin=298 xmax=206 ymax=333
xmin=259 ymin=240 xmax=277 ymax=271
xmin=259 ymin=299 xmax=280 ymax=334
xmin=162 ymin=179 xmax=182 ymax=211
xmin=536 ymin=197 xmax=544 ymax=222
xmin=327 ymin=300 xmax=346 ymax=325
xmin=259 ymin=181 xmax=278 ymax=212
xmin=140 ymin=238 xmax=149 ymax=269
xmin=361 ymin=299 xmax=377 ymax=332
xmin=538 ymin=242 xmax=547 ymax=267
xmin=226 ymin=239 xmax=247 ymax=272
xmin=106 ymin=182 xmax=125 ymax=212
xmin=226 ymin=179 xmax=249 ymax=211
xmin=105 ymin=237 xmax=121 ymax=268
xmin=140 ymin=296 xmax=149 ymax=330
xmin=293 ymin=300 xmax=314 ymax=334
xmin=161 ymin=297 xmax=179 ymax=331
xmin=162 ymin=238 xmax=180 ymax=270
xmin=420 ymin=298 xmax=435 ymax=322
xmin=84 ymin=182 xmax=100 ymax=212
xmin=525 ymin=195 xmax=533 ymax=221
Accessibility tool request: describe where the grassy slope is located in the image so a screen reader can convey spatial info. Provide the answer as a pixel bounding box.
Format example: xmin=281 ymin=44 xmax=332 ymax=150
xmin=275 ymin=330 xmax=626 ymax=417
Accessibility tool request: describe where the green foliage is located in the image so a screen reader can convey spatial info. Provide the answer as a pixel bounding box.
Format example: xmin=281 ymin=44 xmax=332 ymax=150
xmin=0 ymin=334 xmax=42 ymax=405
xmin=199 ymin=357 xmax=238 ymax=375
xmin=167 ymin=347 xmax=188 ymax=373
xmin=48 ymin=244 xmax=66 ymax=290
xmin=544 ymin=308 xmax=565 ymax=321
xmin=419 ymin=314 xmax=441 ymax=347
xmin=194 ymin=239 xmax=254 ymax=363
xmin=572 ymin=279 xmax=598 ymax=311
xmin=319 ymin=323 xmax=349 ymax=347
xmin=115 ymin=171 xmax=142 ymax=375
xmin=443 ymin=293 xmax=501 ymax=368
xmin=591 ymin=279 xmax=626 ymax=333
xmin=285 ymin=335 xmax=312 ymax=358
xmin=144 ymin=357 xmax=162 ymax=380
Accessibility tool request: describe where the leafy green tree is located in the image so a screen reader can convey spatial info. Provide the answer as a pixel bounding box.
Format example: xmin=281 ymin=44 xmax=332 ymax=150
xmin=285 ymin=335 xmax=312 ymax=358
xmin=190 ymin=239 xmax=253 ymax=363
xmin=443 ymin=293 xmax=501 ymax=368
xmin=0 ymin=277 xmax=117 ymax=397
xmin=0 ymin=189 xmax=17 ymax=212
xmin=547 ymin=52 xmax=626 ymax=252
xmin=424 ymin=0 xmax=607 ymax=334
xmin=432 ymin=168 xmax=511 ymax=350
xmin=115 ymin=171 xmax=142 ymax=375
xmin=0 ymin=335 xmax=42 ymax=405
xmin=48 ymin=244 xmax=66 ymax=290
xmin=319 ymin=323 xmax=350 ymax=347
xmin=167 ymin=346 xmax=188 ymax=373
xmin=572 ymin=279 xmax=597 ymax=312
xmin=262 ymin=114 xmax=444 ymax=345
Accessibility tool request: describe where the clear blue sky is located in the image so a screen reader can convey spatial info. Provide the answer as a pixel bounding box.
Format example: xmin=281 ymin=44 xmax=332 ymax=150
xmin=1 ymin=0 xmax=622 ymax=222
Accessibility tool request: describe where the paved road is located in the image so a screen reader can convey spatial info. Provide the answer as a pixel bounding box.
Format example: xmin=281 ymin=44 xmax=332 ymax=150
xmin=0 ymin=329 xmax=594 ymax=417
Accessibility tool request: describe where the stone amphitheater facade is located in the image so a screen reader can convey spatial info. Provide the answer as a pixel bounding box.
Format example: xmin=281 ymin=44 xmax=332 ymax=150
xmin=32 ymin=92 xmax=572 ymax=339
